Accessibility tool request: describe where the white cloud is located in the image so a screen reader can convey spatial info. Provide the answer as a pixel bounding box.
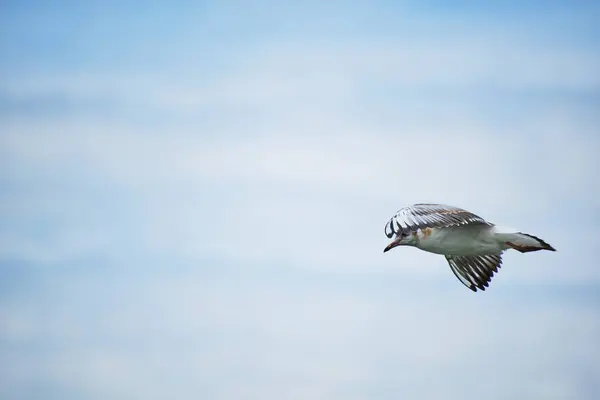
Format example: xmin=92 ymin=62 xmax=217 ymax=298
xmin=3 ymin=25 xmax=599 ymax=116
xmin=1 ymin=100 xmax=598 ymax=286
xmin=1 ymin=270 xmax=598 ymax=400
xmin=1 ymin=107 xmax=597 ymax=281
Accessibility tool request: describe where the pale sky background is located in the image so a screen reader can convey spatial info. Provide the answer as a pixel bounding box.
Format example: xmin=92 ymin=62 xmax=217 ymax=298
xmin=1 ymin=1 xmax=600 ymax=399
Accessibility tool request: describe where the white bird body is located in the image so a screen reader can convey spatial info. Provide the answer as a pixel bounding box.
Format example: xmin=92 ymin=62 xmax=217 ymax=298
xmin=383 ymin=203 xmax=556 ymax=292
xmin=413 ymin=225 xmax=503 ymax=256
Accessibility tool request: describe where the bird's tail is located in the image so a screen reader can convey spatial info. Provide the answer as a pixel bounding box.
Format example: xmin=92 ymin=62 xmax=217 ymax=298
xmin=501 ymin=231 xmax=556 ymax=253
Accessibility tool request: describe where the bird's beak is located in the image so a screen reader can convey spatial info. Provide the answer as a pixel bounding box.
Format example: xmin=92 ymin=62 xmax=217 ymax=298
xmin=383 ymin=238 xmax=402 ymax=253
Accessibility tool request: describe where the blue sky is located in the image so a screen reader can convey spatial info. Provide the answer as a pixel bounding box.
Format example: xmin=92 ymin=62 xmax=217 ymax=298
xmin=1 ymin=1 xmax=599 ymax=399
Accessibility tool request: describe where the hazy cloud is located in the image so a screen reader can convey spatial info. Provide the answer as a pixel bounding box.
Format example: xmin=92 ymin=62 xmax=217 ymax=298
xmin=1 ymin=1 xmax=599 ymax=399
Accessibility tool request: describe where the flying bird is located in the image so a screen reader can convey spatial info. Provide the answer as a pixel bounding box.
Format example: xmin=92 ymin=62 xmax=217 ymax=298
xmin=383 ymin=203 xmax=556 ymax=292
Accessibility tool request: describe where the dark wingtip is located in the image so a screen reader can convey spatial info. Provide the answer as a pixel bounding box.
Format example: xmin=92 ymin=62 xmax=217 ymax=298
xmin=520 ymin=233 xmax=556 ymax=252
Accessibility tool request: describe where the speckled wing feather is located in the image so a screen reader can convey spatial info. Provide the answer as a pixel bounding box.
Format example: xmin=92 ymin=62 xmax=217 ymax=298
xmin=384 ymin=203 xmax=491 ymax=238
xmin=445 ymin=254 xmax=503 ymax=292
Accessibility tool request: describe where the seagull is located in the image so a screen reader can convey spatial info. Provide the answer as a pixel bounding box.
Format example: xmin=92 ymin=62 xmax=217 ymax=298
xmin=383 ymin=203 xmax=556 ymax=292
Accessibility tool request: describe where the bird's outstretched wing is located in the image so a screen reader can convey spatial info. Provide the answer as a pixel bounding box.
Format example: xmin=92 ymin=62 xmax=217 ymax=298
xmin=384 ymin=203 xmax=491 ymax=238
xmin=445 ymin=254 xmax=503 ymax=292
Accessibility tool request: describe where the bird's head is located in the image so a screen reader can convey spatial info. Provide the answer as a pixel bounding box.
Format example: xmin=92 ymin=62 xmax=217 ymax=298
xmin=383 ymin=231 xmax=416 ymax=252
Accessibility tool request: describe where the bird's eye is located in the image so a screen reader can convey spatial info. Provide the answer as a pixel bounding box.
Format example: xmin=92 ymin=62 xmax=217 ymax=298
xmin=401 ymin=232 xmax=409 ymax=238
